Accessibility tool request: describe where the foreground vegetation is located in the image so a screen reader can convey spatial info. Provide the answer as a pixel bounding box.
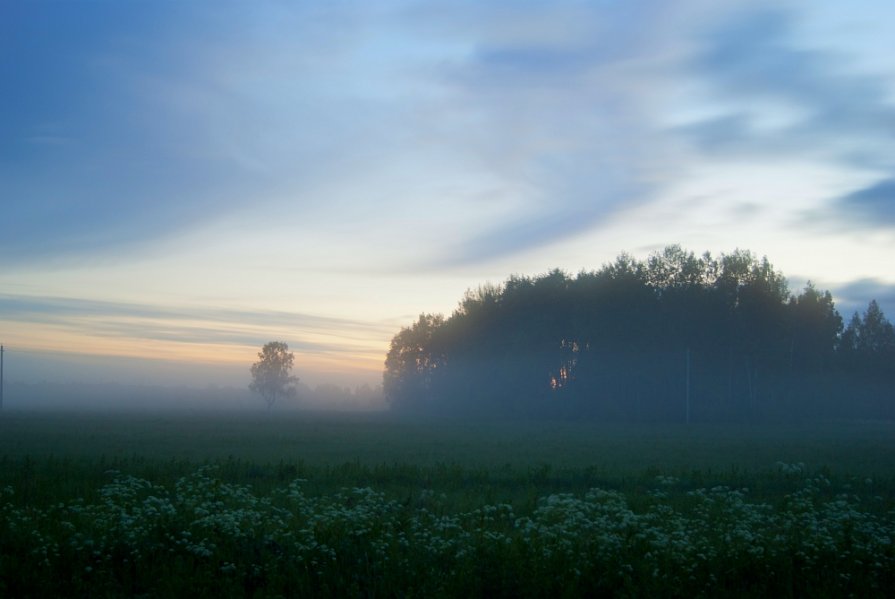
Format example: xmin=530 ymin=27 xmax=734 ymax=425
xmin=1 ymin=411 xmax=894 ymax=596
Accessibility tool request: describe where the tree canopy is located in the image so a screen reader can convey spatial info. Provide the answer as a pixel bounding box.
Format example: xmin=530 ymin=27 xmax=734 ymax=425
xmin=250 ymin=341 xmax=299 ymax=410
xmin=384 ymin=246 xmax=894 ymax=421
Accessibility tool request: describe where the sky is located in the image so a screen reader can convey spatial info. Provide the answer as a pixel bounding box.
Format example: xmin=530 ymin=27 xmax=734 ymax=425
xmin=2 ymin=0 xmax=895 ymax=392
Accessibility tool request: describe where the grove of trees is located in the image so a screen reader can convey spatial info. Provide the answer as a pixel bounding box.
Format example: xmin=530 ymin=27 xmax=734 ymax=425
xmin=384 ymin=246 xmax=895 ymax=422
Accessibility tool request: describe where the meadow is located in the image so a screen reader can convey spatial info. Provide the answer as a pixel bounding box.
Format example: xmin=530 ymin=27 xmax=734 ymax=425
xmin=1 ymin=410 xmax=894 ymax=597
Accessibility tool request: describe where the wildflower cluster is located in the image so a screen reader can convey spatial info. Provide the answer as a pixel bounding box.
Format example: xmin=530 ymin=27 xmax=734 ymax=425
xmin=0 ymin=463 xmax=893 ymax=596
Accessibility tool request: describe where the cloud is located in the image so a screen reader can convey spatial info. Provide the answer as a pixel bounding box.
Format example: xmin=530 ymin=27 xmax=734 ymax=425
xmin=681 ymin=7 xmax=895 ymax=167
xmin=5 ymin=0 xmax=895 ymax=273
xmin=832 ymin=178 xmax=895 ymax=227
xmin=676 ymin=114 xmax=754 ymax=153
xmin=0 ymin=294 xmax=395 ymax=356
xmin=419 ymin=0 xmax=696 ymax=266
xmin=0 ymin=2 xmax=406 ymax=267
xmin=830 ymin=278 xmax=895 ymax=318
xmin=1 ymin=2 xmax=252 ymax=264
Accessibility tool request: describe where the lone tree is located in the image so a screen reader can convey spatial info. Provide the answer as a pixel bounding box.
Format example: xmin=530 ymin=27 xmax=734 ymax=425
xmin=250 ymin=341 xmax=298 ymax=410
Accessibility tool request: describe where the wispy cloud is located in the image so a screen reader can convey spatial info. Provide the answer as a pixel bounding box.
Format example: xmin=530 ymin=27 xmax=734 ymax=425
xmin=831 ymin=178 xmax=895 ymax=228
xmin=830 ymin=278 xmax=895 ymax=318
xmin=682 ymin=7 xmax=895 ymax=170
xmin=6 ymin=1 xmax=893 ymax=271
xmin=0 ymin=294 xmax=395 ymax=359
xmin=1 ymin=2 xmax=401 ymax=266
xmin=418 ymin=0 xmax=694 ymax=266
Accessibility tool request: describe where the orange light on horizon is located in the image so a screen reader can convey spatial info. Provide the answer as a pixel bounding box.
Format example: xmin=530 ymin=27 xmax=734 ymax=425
xmin=0 ymin=315 xmax=389 ymax=385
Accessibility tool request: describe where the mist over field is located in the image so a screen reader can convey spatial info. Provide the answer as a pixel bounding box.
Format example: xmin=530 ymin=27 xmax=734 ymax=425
xmin=1 ymin=275 xmax=893 ymax=596
xmin=4 ymin=1 xmax=895 ymax=595
xmin=4 ymin=245 xmax=893 ymax=595
xmin=1 ymin=381 xmax=385 ymax=413
xmin=3 ymin=246 xmax=893 ymax=422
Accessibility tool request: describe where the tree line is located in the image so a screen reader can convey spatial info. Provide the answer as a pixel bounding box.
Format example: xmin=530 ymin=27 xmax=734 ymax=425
xmin=384 ymin=246 xmax=895 ymax=422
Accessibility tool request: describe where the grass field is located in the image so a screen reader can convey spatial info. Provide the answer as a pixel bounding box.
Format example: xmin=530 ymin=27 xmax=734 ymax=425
xmin=2 ymin=409 xmax=894 ymax=596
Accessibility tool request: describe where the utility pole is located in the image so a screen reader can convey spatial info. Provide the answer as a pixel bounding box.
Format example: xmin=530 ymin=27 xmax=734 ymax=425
xmin=1 ymin=345 xmax=4 ymax=411
xmin=685 ymin=347 xmax=690 ymax=425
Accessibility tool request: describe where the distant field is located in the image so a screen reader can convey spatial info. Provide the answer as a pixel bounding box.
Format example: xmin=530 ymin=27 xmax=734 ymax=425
xmin=1 ymin=409 xmax=894 ymax=596
xmin=2 ymin=409 xmax=895 ymax=475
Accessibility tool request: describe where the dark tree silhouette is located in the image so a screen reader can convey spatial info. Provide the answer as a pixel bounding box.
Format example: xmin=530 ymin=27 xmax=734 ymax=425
xmin=383 ymin=246 xmax=894 ymax=422
xmin=250 ymin=341 xmax=298 ymax=410
xmin=841 ymin=301 xmax=895 ymax=373
xmin=383 ymin=314 xmax=445 ymax=410
xmin=789 ymin=283 xmax=842 ymax=372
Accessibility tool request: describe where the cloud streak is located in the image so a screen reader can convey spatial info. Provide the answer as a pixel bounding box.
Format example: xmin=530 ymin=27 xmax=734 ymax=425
xmin=0 ymin=294 xmax=395 ymax=359
xmin=830 ymin=278 xmax=895 ymax=319
xmin=6 ymin=1 xmax=894 ymax=270
xmin=416 ymin=0 xmax=692 ymax=266
xmin=831 ymin=178 xmax=895 ymax=228
xmin=682 ymin=7 xmax=895 ymax=169
xmin=1 ymin=2 xmax=407 ymax=266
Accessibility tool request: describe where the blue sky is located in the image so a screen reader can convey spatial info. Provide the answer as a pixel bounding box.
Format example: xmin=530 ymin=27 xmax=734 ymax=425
xmin=2 ymin=1 xmax=894 ymax=390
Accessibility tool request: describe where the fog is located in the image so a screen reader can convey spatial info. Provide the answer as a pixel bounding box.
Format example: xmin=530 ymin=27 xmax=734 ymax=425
xmin=5 ymin=349 xmax=247 ymax=388
xmin=4 ymin=348 xmax=378 ymax=389
xmin=384 ymin=248 xmax=895 ymax=424
xmin=1 ymin=381 xmax=385 ymax=413
xmin=3 ymin=248 xmax=892 ymax=421
xmin=0 ymin=347 xmax=385 ymax=412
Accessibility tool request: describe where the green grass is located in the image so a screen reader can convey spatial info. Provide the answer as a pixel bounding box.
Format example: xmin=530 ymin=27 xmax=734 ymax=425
xmin=3 ymin=410 xmax=895 ymax=473
xmin=1 ymin=410 xmax=894 ymax=597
